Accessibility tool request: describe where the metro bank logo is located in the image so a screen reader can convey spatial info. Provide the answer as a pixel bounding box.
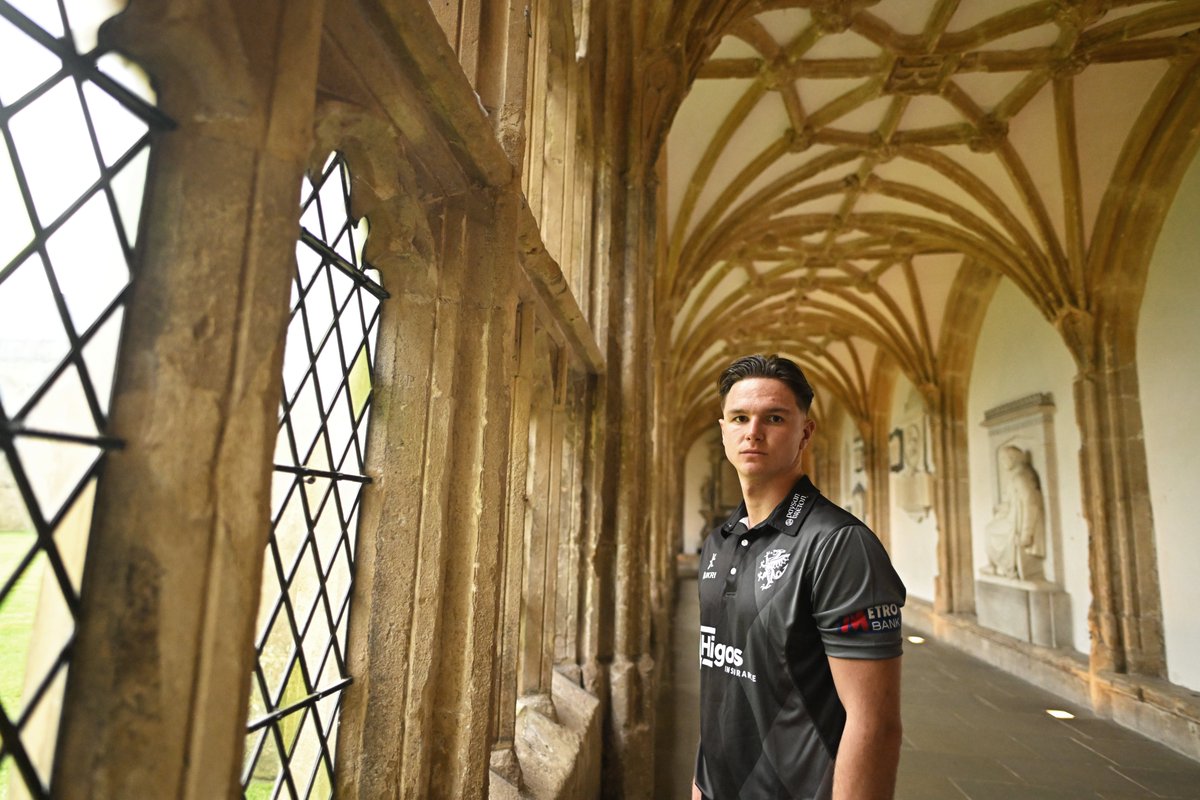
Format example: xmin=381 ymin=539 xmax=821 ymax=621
xmin=839 ymin=603 xmax=902 ymax=633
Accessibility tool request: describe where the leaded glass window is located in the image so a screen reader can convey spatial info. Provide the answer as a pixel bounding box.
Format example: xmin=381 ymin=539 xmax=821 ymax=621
xmin=242 ymin=153 xmax=385 ymax=800
xmin=0 ymin=2 xmax=165 ymax=797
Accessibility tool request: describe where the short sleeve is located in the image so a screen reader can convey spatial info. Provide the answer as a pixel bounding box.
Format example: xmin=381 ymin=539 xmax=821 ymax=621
xmin=809 ymin=525 xmax=906 ymax=659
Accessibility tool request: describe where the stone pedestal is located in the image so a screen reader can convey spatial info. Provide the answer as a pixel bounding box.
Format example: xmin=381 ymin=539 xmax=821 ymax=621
xmin=976 ymin=573 xmax=1072 ymax=648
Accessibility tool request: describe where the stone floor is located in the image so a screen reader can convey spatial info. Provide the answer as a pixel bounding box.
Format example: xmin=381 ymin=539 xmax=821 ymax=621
xmin=656 ymin=578 xmax=1200 ymax=799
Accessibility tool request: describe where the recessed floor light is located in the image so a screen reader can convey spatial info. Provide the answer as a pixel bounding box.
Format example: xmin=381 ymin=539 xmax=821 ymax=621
xmin=1046 ymin=709 xmax=1075 ymax=719
xmin=906 ymin=635 xmax=926 ymax=644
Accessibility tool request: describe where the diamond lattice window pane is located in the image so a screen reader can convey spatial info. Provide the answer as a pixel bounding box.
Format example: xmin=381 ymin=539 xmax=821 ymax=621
xmin=45 ymin=193 xmax=128 ymax=335
xmin=0 ymin=258 xmax=69 ymax=414
xmin=81 ymin=80 xmax=150 ymax=169
xmin=11 ymin=435 xmax=100 ymax=525
xmin=6 ymin=0 xmax=64 ymax=37
xmin=244 ymin=153 xmax=385 ymax=798
xmin=0 ymin=4 xmax=163 ymax=795
xmin=61 ymin=0 xmax=124 ymax=56
xmin=109 ymin=147 xmax=150 ymax=245
xmin=0 ymin=139 xmax=35 ymax=270
xmin=94 ymin=52 xmax=155 ymax=106
xmin=0 ymin=14 xmax=60 ymax=107
xmin=8 ymin=79 xmax=103 ymax=226
xmin=81 ymin=309 xmax=124 ymax=416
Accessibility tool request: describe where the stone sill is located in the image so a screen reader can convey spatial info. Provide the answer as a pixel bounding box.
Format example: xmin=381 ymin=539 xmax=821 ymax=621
xmin=905 ymin=597 xmax=1200 ymax=763
xmin=490 ymin=670 xmax=602 ymax=799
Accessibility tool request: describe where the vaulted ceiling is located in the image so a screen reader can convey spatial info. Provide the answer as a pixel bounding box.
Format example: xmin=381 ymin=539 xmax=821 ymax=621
xmin=660 ymin=0 xmax=1200 ymax=437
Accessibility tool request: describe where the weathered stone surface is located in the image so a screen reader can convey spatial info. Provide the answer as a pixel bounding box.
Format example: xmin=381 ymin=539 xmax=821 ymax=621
xmin=513 ymin=671 xmax=603 ymax=799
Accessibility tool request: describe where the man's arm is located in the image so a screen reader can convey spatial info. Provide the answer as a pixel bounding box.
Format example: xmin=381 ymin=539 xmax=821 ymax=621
xmin=828 ymin=655 xmax=903 ymax=800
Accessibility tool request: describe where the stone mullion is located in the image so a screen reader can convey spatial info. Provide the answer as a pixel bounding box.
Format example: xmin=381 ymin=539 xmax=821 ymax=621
xmin=489 ymin=303 xmax=536 ymax=786
xmin=333 ymin=195 xmax=444 ymax=799
xmin=477 ymin=0 xmax=531 ymax=164
xmin=537 ymin=356 xmax=567 ymax=692
xmin=426 ymin=193 xmax=521 ymax=799
xmin=554 ymin=376 xmax=587 ymax=677
xmin=393 ymin=199 xmax=469 ymax=799
xmin=518 ymin=345 xmax=554 ymax=698
xmin=54 ymin=2 xmax=327 ymax=797
xmin=523 ymin=0 xmax=550 ymax=222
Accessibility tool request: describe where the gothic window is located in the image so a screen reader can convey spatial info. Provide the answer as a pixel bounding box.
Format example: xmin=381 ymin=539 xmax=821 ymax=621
xmin=0 ymin=2 xmax=164 ymax=796
xmin=242 ymin=153 xmax=385 ymax=800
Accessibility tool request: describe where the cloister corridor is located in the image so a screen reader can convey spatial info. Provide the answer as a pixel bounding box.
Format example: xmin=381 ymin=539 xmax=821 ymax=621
xmin=2 ymin=1 xmax=1200 ymax=799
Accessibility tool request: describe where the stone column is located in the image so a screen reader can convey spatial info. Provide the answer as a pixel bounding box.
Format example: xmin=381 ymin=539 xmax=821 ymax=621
xmin=335 ymin=188 xmax=520 ymax=800
xmin=518 ymin=337 xmax=564 ymax=705
xmin=554 ymin=374 xmax=590 ymax=679
xmin=1069 ymin=316 xmax=1164 ymax=678
xmin=53 ymin=2 xmax=327 ymax=798
xmin=489 ymin=304 xmax=535 ymax=788
xmin=926 ymin=385 xmax=976 ymax=614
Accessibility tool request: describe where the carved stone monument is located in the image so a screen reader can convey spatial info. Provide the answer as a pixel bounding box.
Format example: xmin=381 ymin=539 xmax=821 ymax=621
xmin=976 ymin=394 xmax=1072 ymax=648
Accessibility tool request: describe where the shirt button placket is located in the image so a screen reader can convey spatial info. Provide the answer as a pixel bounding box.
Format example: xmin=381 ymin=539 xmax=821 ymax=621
xmin=724 ymin=532 xmax=753 ymax=596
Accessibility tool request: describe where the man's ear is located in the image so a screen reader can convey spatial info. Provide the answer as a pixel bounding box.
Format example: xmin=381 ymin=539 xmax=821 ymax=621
xmin=800 ymin=417 xmax=816 ymax=449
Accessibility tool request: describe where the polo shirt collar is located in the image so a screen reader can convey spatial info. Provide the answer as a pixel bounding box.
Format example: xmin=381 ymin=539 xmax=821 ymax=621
xmin=719 ymin=475 xmax=821 ymax=537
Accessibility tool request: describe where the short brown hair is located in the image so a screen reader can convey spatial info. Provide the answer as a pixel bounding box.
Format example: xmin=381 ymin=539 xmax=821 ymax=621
xmin=718 ymin=354 xmax=814 ymax=412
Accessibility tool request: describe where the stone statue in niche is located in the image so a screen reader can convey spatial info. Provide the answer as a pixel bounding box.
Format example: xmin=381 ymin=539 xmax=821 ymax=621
xmin=984 ymin=445 xmax=1046 ymax=580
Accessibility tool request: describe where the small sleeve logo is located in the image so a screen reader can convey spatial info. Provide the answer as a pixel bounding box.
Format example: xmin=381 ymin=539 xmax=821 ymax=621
xmin=839 ymin=603 xmax=902 ymax=633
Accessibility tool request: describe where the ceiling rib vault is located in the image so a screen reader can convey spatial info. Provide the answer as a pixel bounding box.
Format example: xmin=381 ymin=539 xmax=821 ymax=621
xmin=658 ymin=0 xmax=1200 ymax=440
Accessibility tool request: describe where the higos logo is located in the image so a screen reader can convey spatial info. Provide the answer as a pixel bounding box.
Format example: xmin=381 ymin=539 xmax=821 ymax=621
xmin=699 ymin=626 xmax=756 ymax=682
xmin=701 ymin=552 xmax=718 ymax=580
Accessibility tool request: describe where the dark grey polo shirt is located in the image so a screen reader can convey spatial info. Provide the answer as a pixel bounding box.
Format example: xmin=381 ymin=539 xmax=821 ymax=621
xmin=695 ymin=476 xmax=905 ymax=800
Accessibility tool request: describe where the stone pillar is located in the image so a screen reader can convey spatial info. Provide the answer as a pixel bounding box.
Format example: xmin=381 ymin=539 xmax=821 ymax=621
xmin=927 ymin=385 xmax=976 ymax=615
xmin=1071 ymin=322 xmax=1164 ymax=678
xmin=53 ymin=3 xmax=327 ymax=798
xmin=927 ymin=260 xmax=999 ymax=615
xmin=554 ymin=374 xmax=590 ymax=680
xmin=335 ymin=188 xmax=520 ymax=800
xmin=489 ymin=304 xmax=535 ymax=788
xmin=518 ymin=337 xmax=564 ymax=704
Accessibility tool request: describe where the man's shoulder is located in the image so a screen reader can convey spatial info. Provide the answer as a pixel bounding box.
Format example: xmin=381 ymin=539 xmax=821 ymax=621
xmin=803 ymin=493 xmax=871 ymax=540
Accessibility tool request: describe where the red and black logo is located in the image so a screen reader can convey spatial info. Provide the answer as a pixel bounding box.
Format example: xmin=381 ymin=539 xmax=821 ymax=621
xmin=839 ymin=603 xmax=901 ymax=633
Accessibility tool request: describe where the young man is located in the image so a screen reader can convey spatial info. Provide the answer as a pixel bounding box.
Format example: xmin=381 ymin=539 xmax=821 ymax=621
xmin=693 ymin=354 xmax=905 ymax=800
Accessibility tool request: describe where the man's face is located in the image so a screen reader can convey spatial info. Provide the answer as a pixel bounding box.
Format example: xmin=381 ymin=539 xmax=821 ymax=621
xmin=718 ymin=377 xmax=815 ymax=484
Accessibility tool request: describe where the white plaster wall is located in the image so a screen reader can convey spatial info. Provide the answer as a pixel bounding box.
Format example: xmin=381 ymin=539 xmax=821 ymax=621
xmin=1138 ymin=151 xmax=1200 ymax=691
xmin=887 ymin=375 xmax=938 ymax=603
xmin=839 ymin=413 xmax=865 ymax=511
xmin=681 ymin=432 xmax=713 ymax=554
xmin=967 ymin=280 xmax=1089 ymax=654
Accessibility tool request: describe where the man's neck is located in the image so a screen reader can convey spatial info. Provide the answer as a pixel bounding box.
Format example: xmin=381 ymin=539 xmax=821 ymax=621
xmin=740 ymin=472 xmax=803 ymax=528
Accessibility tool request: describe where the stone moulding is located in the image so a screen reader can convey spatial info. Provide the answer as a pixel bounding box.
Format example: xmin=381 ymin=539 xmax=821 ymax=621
xmin=983 ymin=392 xmax=1055 ymax=426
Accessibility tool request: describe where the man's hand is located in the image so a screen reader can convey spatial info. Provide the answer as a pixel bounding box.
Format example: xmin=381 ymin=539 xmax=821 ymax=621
xmin=692 ymin=780 xmax=702 ymax=799
xmin=828 ymin=655 xmax=903 ymax=800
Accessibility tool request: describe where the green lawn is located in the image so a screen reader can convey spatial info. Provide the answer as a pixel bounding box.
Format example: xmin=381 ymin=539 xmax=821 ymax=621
xmin=1 ymin=529 xmax=40 ymax=800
